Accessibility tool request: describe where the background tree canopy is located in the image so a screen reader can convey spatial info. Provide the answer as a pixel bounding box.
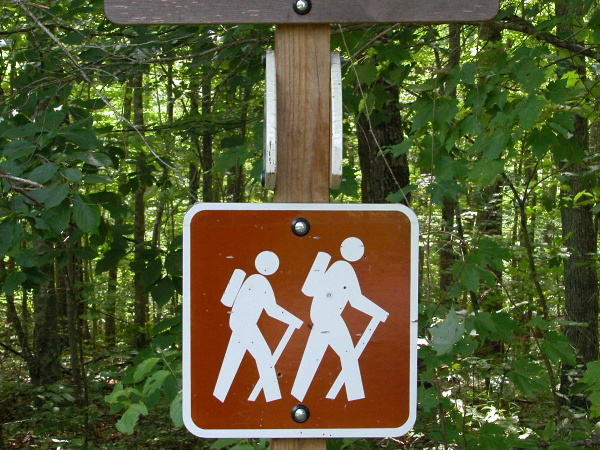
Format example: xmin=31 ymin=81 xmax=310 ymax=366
xmin=0 ymin=0 xmax=599 ymax=448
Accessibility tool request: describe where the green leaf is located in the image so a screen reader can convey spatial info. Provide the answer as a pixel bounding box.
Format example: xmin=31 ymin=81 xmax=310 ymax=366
xmin=96 ymin=247 xmax=127 ymax=274
xmin=30 ymin=183 xmax=69 ymax=209
xmin=512 ymin=49 xmax=547 ymax=93
xmin=170 ymin=391 xmax=183 ymax=428
xmin=72 ymin=193 xmax=101 ymax=234
xmin=44 ymin=201 xmax=72 ymax=234
xmin=150 ymin=316 xmax=182 ymax=337
xmin=140 ymin=258 xmax=163 ymax=292
xmin=469 ymin=158 xmax=504 ymax=187
xmin=142 ymin=369 xmax=171 ymax=396
xmin=386 ymin=185 xmax=417 ymax=203
xmin=1 ymin=122 xmax=43 ymax=139
xmin=411 ymin=96 xmax=434 ymax=131
xmin=527 ymin=127 xmax=557 ymax=158
xmin=581 ymin=360 xmax=600 ymax=386
xmin=589 ymin=10 xmax=600 ymax=42
xmin=73 ymin=151 xmax=113 ymax=167
xmin=3 ymin=140 xmax=36 ymax=158
xmin=116 ymin=403 xmax=148 ymax=435
xmin=72 ymin=246 xmax=98 ymax=260
xmin=62 ymin=168 xmax=83 ymax=182
xmin=430 ymin=307 xmax=465 ymax=356
xmin=455 ymin=261 xmax=480 ymax=293
xmin=83 ymin=174 xmax=113 ymax=184
xmin=354 ymin=64 xmax=378 ymax=86
xmin=506 ymin=359 xmax=549 ymax=397
xmin=133 ymin=357 xmax=160 ymax=383
xmin=28 ymin=162 xmax=58 ymax=184
xmin=60 ymin=128 xmax=102 ymax=151
xmin=3 ymin=271 xmax=26 ymax=294
xmin=417 ymin=385 xmax=439 ymax=413
xmin=150 ymin=277 xmax=176 ymax=308
xmin=542 ymin=420 xmax=557 ymax=440
xmin=540 ymin=331 xmax=576 ymax=365
xmin=211 ymin=438 xmax=242 ymax=449
xmin=386 ymin=140 xmax=411 ymax=157
xmin=0 ymin=219 xmax=22 ymax=255
xmin=230 ymin=445 xmax=255 ymax=450
xmin=517 ymin=96 xmax=547 ymax=130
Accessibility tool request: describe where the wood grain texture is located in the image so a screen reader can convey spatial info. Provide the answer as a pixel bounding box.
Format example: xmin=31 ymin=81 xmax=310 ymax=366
xmin=104 ymin=0 xmax=499 ymax=24
xmin=273 ymin=25 xmax=331 ymax=203
xmin=272 ymin=439 xmax=327 ymax=450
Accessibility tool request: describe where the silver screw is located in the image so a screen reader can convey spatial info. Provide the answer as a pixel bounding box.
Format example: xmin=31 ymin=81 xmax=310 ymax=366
xmin=294 ymin=221 xmax=308 ymax=235
xmin=292 ymin=405 xmax=309 ymax=423
xmin=294 ymin=0 xmax=309 ymax=12
xmin=291 ymin=218 xmax=310 ymax=236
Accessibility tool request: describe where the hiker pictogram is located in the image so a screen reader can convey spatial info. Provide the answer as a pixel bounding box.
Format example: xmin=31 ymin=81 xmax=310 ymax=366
xmin=213 ymin=250 xmax=302 ymax=403
xmin=291 ymin=237 xmax=389 ymax=402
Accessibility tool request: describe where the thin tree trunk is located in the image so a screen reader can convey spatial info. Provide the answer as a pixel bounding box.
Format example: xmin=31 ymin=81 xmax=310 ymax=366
xmin=439 ymin=23 xmax=462 ymax=298
xmin=31 ymin=242 xmax=61 ymax=385
xmin=133 ymin=71 xmax=148 ymax=350
xmin=65 ymin=250 xmax=84 ymax=404
xmin=356 ymin=80 xmax=409 ymax=204
xmin=105 ymin=265 xmax=117 ymax=347
xmin=226 ymin=85 xmax=251 ymax=202
xmin=201 ymin=76 xmax=214 ymax=202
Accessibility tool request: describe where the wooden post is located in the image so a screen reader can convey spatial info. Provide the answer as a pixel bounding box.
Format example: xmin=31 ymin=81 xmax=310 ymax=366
xmin=273 ymin=24 xmax=331 ymax=204
xmin=271 ymin=23 xmax=330 ymax=450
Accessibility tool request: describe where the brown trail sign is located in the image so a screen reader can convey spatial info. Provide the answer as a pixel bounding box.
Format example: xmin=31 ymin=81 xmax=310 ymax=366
xmin=104 ymin=0 xmax=500 ymax=442
xmin=183 ymin=203 xmax=419 ymax=438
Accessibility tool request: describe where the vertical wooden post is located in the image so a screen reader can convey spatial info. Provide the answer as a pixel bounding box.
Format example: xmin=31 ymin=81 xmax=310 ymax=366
xmin=272 ymin=23 xmax=330 ymax=450
xmin=273 ymin=24 xmax=331 ymax=204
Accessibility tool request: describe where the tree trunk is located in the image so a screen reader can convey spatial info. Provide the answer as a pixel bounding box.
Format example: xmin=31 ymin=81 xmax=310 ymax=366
xmin=105 ymin=265 xmax=117 ymax=347
xmin=133 ymin=71 xmax=149 ymax=350
xmin=439 ymin=23 xmax=462 ymax=297
xmin=31 ymin=243 xmax=62 ymax=385
xmin=556 ymin=0 xmax=599 ymax=407
xmin=201 ymin=76 xmax=214 ymax=202
xmin=64 ymin=249 xmax=84 ymax=404
xmin=189 ymin=75 xmax=215 ymax=202
xmin=474 ymin=179 xmax=503 ymax=311
xmin=226 ymin=85 xmax=251 ymax=202
xmin=356 ymin=82 xmax=409 ymax=204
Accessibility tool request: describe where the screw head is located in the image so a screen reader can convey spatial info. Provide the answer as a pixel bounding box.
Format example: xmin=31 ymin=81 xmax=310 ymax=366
xmin=293 ymin=0 xmax=312 ymax=15
xmin=291 ymin=404 xmax=310 ymax=423
xmin=291 ymin=218 xmax=310 ymax=236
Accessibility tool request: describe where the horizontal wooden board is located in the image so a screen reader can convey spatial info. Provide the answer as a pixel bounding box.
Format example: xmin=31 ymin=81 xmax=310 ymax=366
xmin=105 ymin=0 xmax=499 ymax=24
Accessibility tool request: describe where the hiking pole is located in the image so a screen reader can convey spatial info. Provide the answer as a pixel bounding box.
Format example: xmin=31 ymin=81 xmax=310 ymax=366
xmin=325 ymin=315 xmax=384 ymax=399
xmin=248 ymin=323 xmax=298 ymax=401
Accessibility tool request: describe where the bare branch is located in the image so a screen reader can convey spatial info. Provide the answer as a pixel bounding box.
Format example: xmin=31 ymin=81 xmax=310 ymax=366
xmin=0 ymin=171 xmax=44 ymax=188
xmin=480 ymin=15 xmax=600 ymax=62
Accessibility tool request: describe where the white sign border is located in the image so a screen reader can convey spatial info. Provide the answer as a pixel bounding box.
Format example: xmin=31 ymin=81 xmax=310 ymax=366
xmin=183 ymin=202 xmax=419 ymax=438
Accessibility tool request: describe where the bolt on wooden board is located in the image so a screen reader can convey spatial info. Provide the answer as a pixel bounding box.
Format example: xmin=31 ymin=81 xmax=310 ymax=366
xmin=105 ymin=0 xmax=499 ymax=24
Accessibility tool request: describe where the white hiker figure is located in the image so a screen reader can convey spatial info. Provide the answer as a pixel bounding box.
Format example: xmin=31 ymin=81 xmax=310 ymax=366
xmin=213 ymin=251 xmax=302 ymax=403
xmin=291 ymin=237 xmax=389 ymax=402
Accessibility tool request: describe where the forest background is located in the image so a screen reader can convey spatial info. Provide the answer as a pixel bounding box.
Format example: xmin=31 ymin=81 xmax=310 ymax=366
xmin=0 ymin=0 xmax=599 ymax=448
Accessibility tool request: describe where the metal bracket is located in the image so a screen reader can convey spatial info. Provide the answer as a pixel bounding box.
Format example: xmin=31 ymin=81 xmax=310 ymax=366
xmin=263 ymin=49 xmax=277 ymax=190
xmin=262 ymin=50 xmax=343 ymax=191
xmin=330 ymin=51 xmax=343 ymax=190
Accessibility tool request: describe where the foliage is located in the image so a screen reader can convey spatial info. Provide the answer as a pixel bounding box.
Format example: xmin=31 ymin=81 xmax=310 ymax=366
xmin=0 ymin=0 xmax=599 ymax=448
